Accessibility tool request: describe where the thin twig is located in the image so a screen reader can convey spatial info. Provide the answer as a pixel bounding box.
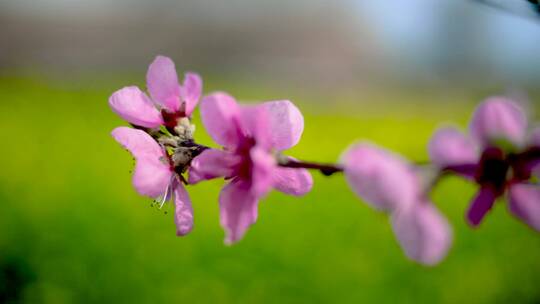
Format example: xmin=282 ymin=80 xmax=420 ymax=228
xmin=278 ymin=158 xmax=344 ymax=176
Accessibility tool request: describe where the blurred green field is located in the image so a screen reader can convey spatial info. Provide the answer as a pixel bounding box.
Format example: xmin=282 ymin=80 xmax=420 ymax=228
xmin=1 ymin=76 xmax=539 ymax=303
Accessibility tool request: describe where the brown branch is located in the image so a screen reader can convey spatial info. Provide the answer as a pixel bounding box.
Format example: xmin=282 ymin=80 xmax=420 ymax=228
xmin=278 ymin=158 xmax=344 ymax=176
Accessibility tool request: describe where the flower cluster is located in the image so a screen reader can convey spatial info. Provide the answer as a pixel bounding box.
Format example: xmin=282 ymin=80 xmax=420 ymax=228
xmin=110 ymin=56 xmax=312 ymax=242
xmin=109 ymin=56 xmax=203 ymax=236
xmin=110 ymin=56 xmax=540 ymax=266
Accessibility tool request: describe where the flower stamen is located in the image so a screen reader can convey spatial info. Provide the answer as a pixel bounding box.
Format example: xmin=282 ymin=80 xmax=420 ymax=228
xmin=159 ymin=175 xmax=176 ymax=209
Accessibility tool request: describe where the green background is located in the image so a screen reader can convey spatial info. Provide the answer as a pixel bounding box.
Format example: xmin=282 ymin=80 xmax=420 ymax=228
xmin=1 ymin=76 xmax=539 ymax=303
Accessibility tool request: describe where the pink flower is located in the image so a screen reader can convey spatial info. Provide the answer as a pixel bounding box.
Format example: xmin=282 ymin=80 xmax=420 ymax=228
xmin=188 ymin=93 xmax=313 ymax=244
xmin=429 ymin=96 xmax=540 ymax=231
xmin=111 ymin=126 xmax=194 ymax=236
xmin=342 ymin=143 xmax=452 ymax=265
xmin=109 ymin=55 xmax=202 ymax=128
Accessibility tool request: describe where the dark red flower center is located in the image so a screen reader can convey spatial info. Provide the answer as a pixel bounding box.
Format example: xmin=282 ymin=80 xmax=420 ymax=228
xmin=235 ymin=137 xmax=257 ymax=180
xmin=475 ymin=147 xmax=509 ymax=195
xmin=161 ymin=108 xmax=186 ymax=129
xmin=474 ymin=146 xmax=540 ymax=195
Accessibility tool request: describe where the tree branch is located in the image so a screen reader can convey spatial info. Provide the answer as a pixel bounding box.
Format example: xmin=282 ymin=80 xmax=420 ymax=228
xmin=278 ymin=158 xmax=344 ymax=176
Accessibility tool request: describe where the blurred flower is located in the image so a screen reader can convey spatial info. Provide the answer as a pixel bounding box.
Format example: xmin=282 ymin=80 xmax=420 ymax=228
xmin=109 ymin=55 xmax=202 ymax=131
xmin=341 ymin=143 xmax=417 ymax=213
xmin=429 ymin=96 xmax=540 ymax=231
xmin=189 ymin=93 xmax=312 ymax=244
xmin=111 ymin=126 xmax=194 ymax=236
xmin=342 ymin=143 xmax=452 ymax=265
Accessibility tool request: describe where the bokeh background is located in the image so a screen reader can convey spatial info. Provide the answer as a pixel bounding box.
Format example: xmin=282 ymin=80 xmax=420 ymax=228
xmin=1 ymin=0 xmax=540 ymax=303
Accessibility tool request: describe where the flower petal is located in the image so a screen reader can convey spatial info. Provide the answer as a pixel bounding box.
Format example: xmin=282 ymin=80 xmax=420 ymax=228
xmin=530 ymin=128 xmax=540 ymax=147
xmin=508 ymin=184 xmax=540 ymax=232
xmin=250 ymin=146 xmax=276 ymax=198
xmin=181 ymin=72 xmax=203 ymax=116
xmin=109 ymin=86 xmax=164 ymax=128
xmin=527 ymin=129 xmax=540 ymax=177
xmin=273 ymin=160 xmax=313 ymax=196
xmin=173 ymin=181 xmax=194 ymax=236
xmin=111 ymin=127 xmax=165 ymax=159
xmin=188 ymin=149 xmax=240 ymax=184
xmin=234 ymin=105 xmax=275 ymax=152
xmin=200 ymin=92 xmax=242 ymax=148
xmin=146 ymin=55 xmax=180 ymax=111
xmin=341 ymin=143 xmax=418 ymax=212
xmin=132 ymin=156 xmax=172 ymax=197
xmin=467 ymin=187 xmax=497 ymax=227
xmin=392 ymin=203 xmax=452 ymax=266
xmin=258 ymin=100 xmax=304 ymax=150
xmin=428 ymin=127 xmax=478 ymax=167
xmin=219 ymin=180 xmax=259 ymax=245
xmin=112 ymin=127 xmax=172 ymax=197
xmin=469 ymin=97 xmax=527 ymax=147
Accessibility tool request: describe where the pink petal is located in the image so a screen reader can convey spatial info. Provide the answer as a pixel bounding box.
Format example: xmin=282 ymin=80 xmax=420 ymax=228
xmin=392 ymin=203 xmax=453 ymax=266
xmin=173 ymin=181 xmax=194 ymax=236
xmin=188 ymin=149 xmax=240 ymax=184
xmin=273 ymin=160 xmax=313 ymax=196
xmin=200 ymin=92 xmax=242 ymax=148
xmin=529 ymin=128 xmax=540 ymax=147
xmin=233 ymin=105 xmax=270 ymax=150
xmin=258 ymin=100 xmax=304 ymax=151
xmin=508 ymin=184 xmax=540 ymax=232
xmin=111 ymin=127 xmax=165 ymax=159
xmin=146 ymin=55 xmax=180 ymax=112
xmin=249 ymin=146 xmax=276 ymax=198
xmin=111 ymin=127 xmax=172 ymax=197
xmin=181 ymin=72 xmax=203 ymax=116
xmin=428 ymin=127 xmax=478 ymax=167
xmin=219 ymin=180 xmax=259 ymax=245
xmin=469 ymin=97 xmax=527 ymax=147
xmin=528 ymin=129 xmax=540 ymax=176
xmin=132 ymin=156 xmax=173 ymax=198
xmin=341 ymin=143 xmax=418 ymax=213
xmin=109 ymin=86 xmax=164 ymax=128
xmin=467 ymin=187 xmax=497 ymax=227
